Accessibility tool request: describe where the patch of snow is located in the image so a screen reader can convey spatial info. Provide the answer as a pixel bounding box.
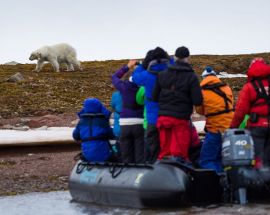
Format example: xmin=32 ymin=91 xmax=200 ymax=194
xmin=193 ymin=121 xmax=205 ymax=133
xmin=0 ymin=122 xmax=206 ymax=146
xmin=217 ymin=72 xmax=247 ymax=78
xmin=0 ymin=127 xmax=74 ymax=146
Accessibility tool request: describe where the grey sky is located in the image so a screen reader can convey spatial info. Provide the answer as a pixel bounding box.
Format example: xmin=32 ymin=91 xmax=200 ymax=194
xmin=0 ymin=0 xmax=269 ymax=63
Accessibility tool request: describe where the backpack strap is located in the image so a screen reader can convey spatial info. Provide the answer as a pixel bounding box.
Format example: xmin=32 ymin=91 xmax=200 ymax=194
xmin=251 ymin=78 xmax=270 ymax=107
xmin=202 ymin=82 xmax=234 ymax=117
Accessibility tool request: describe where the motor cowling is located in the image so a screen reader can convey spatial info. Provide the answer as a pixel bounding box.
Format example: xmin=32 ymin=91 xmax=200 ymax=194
xmin=222 ymin=129 xmax=254 ymax=168
xmin=221 ymin=129 xmax=255 ymax=204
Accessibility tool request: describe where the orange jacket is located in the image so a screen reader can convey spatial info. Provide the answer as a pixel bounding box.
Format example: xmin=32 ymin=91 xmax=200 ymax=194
xmin=196 ymin=75 xmax=234 ymax=133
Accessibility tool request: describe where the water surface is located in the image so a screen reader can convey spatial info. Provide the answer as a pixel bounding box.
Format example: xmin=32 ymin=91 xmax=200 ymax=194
xmin=0 ymin=191 xmax=270 ymax=215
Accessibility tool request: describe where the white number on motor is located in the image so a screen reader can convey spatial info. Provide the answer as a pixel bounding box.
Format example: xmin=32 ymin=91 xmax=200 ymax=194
xmin=235 ymin=140 xmax=248 ymax=146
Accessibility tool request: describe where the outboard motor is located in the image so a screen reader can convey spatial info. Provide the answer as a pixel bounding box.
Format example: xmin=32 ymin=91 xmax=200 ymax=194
xmin=222 ymin=129 xmax=255 ymax=204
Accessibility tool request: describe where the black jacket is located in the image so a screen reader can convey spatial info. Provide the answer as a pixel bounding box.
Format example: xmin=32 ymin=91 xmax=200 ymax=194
xmin=152 ymin=61 xmax=203 ymax=119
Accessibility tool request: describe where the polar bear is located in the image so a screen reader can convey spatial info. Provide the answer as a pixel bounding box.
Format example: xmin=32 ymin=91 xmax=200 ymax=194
xmin=29 ymin=43 xmax=82 ymax=72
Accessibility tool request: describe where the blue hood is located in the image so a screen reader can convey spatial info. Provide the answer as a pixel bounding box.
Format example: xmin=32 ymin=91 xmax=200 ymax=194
xmin=78 ymin=98 xmax=110 ymax=117
xmin=84 ymin=98 xmax=102 ymax=113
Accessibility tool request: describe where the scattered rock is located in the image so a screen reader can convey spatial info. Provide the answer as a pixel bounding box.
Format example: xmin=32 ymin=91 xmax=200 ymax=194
xmin=13 ymin=126 xmax=30 ymax=131
xmin=6 ymin=72 xmax=24 ymax=82
xmin=35 ymin=126 xmax=48 ymax=130
xmin=20 ymin=118 xmax=31 ymax=124
xmin=2 ymin=124 xmax=14 ymax=129
xmin=71 ymin=119 xmax=79 ymax=125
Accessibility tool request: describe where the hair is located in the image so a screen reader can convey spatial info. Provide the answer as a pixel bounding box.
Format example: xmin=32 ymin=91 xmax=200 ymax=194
xmin=142 ymin=47 xmax=169 ymax=69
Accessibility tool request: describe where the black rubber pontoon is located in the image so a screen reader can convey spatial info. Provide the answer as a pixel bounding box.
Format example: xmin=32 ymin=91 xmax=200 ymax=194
xmin=69 ymin=160 xmax=222 ymax=208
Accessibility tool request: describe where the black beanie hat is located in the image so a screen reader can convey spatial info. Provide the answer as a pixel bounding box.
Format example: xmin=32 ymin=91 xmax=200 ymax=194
xmin=142 ymin=47 xmax=169 ymax=69
xmin=175 ymin=46 xmax=190 ymax=59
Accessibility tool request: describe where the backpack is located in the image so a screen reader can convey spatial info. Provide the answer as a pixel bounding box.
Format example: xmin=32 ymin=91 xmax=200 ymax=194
xmin=251 ymin=76 xmax=270 ymax=106
xmin=202 ymin=82 xmax=234 ymax=117
xmin=250 ymin=76 xmax=270 ymax=121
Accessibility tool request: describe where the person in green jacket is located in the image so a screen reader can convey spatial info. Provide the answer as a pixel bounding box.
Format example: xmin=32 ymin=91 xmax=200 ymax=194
xmin=136 ymin=87 xmax=148 ymax=129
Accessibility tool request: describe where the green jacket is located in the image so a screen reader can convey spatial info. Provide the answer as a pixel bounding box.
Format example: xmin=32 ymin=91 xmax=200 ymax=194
xmin=136 ymin=87 xmax=148 ymax=129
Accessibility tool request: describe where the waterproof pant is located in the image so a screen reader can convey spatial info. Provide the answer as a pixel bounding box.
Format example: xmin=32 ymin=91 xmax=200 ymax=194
xmin=120 ymin=124 xmax=145 ymax=163
xmin=145 ymin=124 xmax=160 ymax=163
xmin=249 ymin=127 xmax=270 ymax=167
xmin=157 ymin=116 xmax=191 ymax=160
xmin=199 ymin=131 xmax=223 ymax=173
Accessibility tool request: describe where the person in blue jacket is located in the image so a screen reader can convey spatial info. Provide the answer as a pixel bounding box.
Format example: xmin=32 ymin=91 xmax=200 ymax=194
xmin=73 ymin=98 xmax=114 ymax=162
xmin=111 ymin=91 xmax=122 ymax=138
xmin=110 ymin=90 xmax=122 ymax=157
xmin=131 ymin=47 xmax=170 ymax=163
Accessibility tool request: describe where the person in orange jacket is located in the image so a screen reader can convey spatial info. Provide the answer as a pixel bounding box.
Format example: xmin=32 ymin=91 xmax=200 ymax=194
xmin=196 ymin=66 xmax=234 ymax=173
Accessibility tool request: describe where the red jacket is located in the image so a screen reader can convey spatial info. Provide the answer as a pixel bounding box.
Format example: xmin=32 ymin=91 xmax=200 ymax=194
xmin=230 ymin=60 xmax=270 ymax=128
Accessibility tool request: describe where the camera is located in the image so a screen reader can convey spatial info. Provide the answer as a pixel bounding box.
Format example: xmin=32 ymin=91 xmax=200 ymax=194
xmin=135 ymin=61 xmax=142 ymax=66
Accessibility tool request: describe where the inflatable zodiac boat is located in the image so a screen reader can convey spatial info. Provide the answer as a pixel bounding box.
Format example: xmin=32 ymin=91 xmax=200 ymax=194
xmin=69 ymin=160 xmax=222 ymax=208
xmin=69 ymin=129 xmax=270 ymax=208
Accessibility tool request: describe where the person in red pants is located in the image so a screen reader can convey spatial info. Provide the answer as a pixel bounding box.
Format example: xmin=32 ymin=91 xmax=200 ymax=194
xmin=153 ymin=46 xmax=203 ymax=161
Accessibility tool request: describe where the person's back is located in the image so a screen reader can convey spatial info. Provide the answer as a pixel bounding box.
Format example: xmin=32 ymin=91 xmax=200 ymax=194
xmin=198 ymin=72 xmax=234 ymax=133
xmin=155 ymin=61 xmax=202 ymax=120
xmin=196 ymin=67 xmax=234 ymax=173
xmin=153 ymin=46 xmax=203 ymax=161
xmin=132 ymin=47 xmax=170 ymax=163
xmin=231 ymin=58 xmax=270 ymax=167
xmin=73 ymin=98 xmax=113 ymax=162
xmin=111 ymin=60 xmax=144 ymax=163
xmin=132 ymin=48 xmax=170 ymax=125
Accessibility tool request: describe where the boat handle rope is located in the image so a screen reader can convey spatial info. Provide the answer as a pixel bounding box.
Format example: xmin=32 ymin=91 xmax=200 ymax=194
xmin=75 ymin=161 xmax=153 ymax=175
xmin=76 ymin=162 xmax=86 ymax=174
xmin=109 ymin=164 xmax=123 ymax=178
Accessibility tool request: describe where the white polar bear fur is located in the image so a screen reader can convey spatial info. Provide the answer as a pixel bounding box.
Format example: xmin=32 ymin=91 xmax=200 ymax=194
xmin=29 ymin=43 xmax=82 ymax=72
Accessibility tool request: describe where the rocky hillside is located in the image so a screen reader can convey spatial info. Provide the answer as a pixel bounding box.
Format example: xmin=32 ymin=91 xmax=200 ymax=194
xmin=0 ymin=53 xmax=269 ymax=119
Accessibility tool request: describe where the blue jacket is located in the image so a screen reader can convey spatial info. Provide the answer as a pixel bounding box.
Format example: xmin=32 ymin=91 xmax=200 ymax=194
xmin=73 ymin=98 xmax=113 ymax=162
xmin=132 ymin=62 xmax=169 ymax=125
xmin=111 ymin=91 xmax=122 ymax=137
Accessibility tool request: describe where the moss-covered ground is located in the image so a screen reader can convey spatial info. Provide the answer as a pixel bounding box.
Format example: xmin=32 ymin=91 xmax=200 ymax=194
xmin=0 ymin=53 xmax=269 ymax=119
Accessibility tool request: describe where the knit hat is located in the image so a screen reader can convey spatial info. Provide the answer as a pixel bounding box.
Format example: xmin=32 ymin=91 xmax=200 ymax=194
xmin=201 ymin=66 xmax=216 ymax=78
xmin=142 ymin=47 xmax=169 ymax=69
xmin=175 ymin=46 xmax=190 ymax=59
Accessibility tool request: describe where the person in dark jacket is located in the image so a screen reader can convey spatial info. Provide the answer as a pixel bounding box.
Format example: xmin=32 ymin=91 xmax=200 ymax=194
xmin=153 ymin=46 xmax=203 ymax=161
xmin=230 ymin=58 xmax=270 ymax=168
xmin=112 ymin=60 xmax=144 ymax=163
xmin=132 ymin=47 xmax=170 ymax=163
xmin=73 ymin=98 xmax=113 ymax=162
